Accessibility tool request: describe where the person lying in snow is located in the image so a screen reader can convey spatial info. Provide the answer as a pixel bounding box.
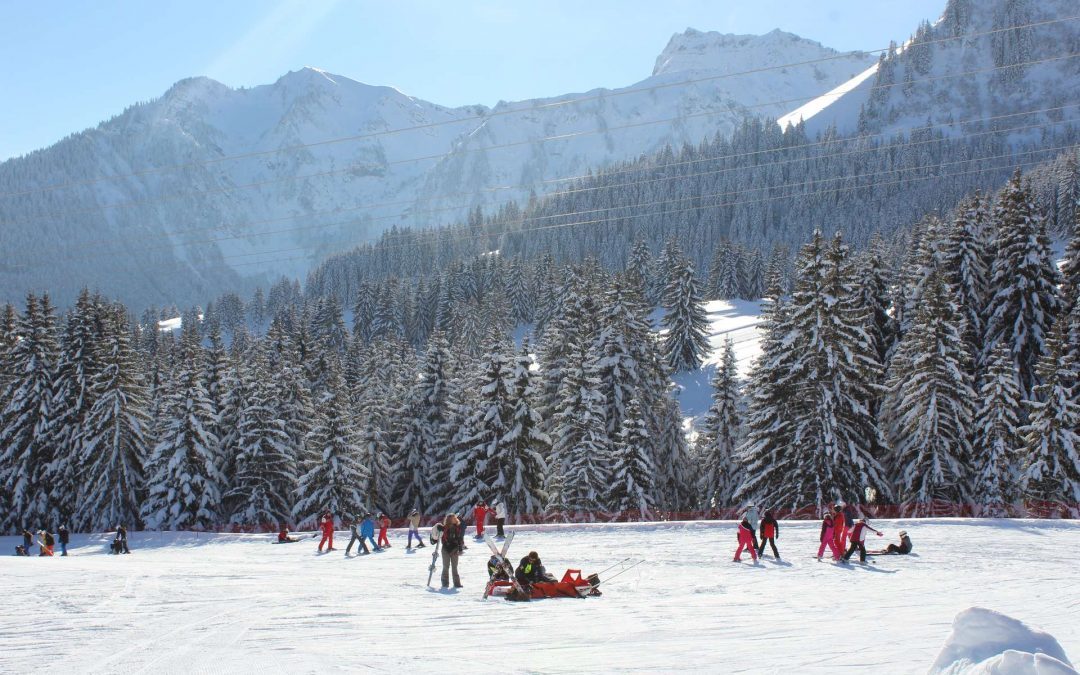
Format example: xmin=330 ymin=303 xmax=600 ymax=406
xmin=871 ymin=530 xmax=912 ymax=555
xmin=277 ymin=526 xmax=300 ymax=543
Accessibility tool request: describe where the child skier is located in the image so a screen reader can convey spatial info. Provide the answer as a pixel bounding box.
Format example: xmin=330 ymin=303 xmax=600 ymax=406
xmin=277 ymin=525 xmax=299 ymax=543
xmin=406 ymin=509 xmax=426 ymax=550
xmin=38 ymin=530 xmax=55 ymax=556
xmin=817 ymin=511 xmax=840 ymax=560
xmin=346 ymin=515 xmax=368 ymax=555
xmin=757 ymin=510 xmax=780 ymax=559
xmin=377 ymin=513 xmax=391 ymax=549
xmin=733 ymin=517 xmax=758 ymax=563
xmin=318 ymin=512 xmax=336 ymax=552
xmin=743 ymin=503 xmax=761 ymax=551
xmin=361 ymin=513 xmax=380 ymax=552
xmin=872 ymin=530 xmax=912 ymax=555
xmin=832 ymin=504 xmax=846 ymax=555
xmin=21 ymin=528 xmax=32 ymax=553
xmin=842 ymin=518 xmax=883 ymax=563
xmin=473 ymin=501 xmax=490 ymax=538
xmin=58 ymin=524 xmax=70 ymax=556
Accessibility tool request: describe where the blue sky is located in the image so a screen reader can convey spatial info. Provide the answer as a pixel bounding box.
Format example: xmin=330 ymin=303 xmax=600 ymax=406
xmin=0 ymin=0 xmax=945 ymax=160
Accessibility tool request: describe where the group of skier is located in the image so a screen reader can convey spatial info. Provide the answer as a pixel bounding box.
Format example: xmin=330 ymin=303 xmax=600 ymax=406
xmin=14 ymin=524 xmax=128 ymax=556
xmin=731 ymin=502 xmax=913 ymax=565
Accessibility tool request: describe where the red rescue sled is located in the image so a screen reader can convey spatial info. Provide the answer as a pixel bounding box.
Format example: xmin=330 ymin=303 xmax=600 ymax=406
xmin=488 ymin=569 xmax=602 ymax=600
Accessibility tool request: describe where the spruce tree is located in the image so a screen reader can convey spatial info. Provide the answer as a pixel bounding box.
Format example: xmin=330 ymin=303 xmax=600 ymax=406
xmin=294 ymin=369 xmax=370 ymax=524
xmin=0 ymin=294 xmax=60 ymax=531
xmin=983 ymin=170 xmax=1062 ymax=398
xmin=661 ymin=257 xmax=711 ymax=373
xmin=78 ymin=305 xmax=149 ymax=532
xmin=1020 ymin=316 xmax=1080 ymax=514
xmin=696 ymin=338 xmax=741 ymax=511
xmin=607 ymin=397 xmax=655 ymax=518
xmin=393 ymin=333 xmax=451 ymax=514
xmin=496 ymin=343 xmax=549 ymax=520
xmin=943 ymin=196 xmax=991 ymax=363
xmin=971 ymin=343 xmax=1023 ymax=516
xmin=884 ymin=272 xmax=976 ymax=515
xmin=140 ymin=319 xmax=223 ymax=530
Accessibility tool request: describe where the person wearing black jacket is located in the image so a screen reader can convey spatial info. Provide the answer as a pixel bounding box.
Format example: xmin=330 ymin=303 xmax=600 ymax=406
xmin=58 ymin=525 xmax=70 ymax=556
xmin=440 ymin=514 xmax=464 ymax=589
xmin=114 ymin=525 xmax=130 ymax=554
xmin=515 ymin=551 xmax=543 ymax=588
xmin=22 ymin=529 xmax=32 ymax=553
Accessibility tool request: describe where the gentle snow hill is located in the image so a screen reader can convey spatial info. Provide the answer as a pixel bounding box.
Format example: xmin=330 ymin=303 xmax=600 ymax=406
xmin=668 ymin=299 xmax=764 ymax=425
xmin=0 ymin=31 xmax=872 ymax=310
xmin=930 ymin=607 xmax=1077 ymax=674
xmin=2 ymin=519 xmax=1077 ymax=673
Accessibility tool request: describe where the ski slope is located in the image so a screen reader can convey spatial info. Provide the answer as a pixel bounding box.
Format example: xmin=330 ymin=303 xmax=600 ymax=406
xmin=2 ymin=519 xmax=1077 ymax=673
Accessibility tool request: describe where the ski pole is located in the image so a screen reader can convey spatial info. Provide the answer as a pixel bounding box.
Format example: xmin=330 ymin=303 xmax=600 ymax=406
xmin=596 ymin=557 xmax=634 ymax=576
xmin=593 ymin=559 xmax=646 ymax=590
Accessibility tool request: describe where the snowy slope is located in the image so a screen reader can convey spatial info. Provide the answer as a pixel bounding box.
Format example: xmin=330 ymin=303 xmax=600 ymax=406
xmin=781 ymin=0 xmax=1080 ymax=139
xmin=2 ymin=519 xmax=1077 ymax=673
xmin=670 ymin=299 xmax=764 ymax=422
xmin=0 ymin=31 xmax=872 ymax=310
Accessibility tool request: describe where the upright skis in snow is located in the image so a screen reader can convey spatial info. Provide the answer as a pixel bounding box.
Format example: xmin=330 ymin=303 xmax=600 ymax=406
xmin=482 ymin=532 xmax=523 ymax=600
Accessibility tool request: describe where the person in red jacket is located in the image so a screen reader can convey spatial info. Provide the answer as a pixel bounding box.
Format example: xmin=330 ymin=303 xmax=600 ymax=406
xmin=842 ymin=518 xmax=883 ymax=563
xmin=733 ymin=517 xmax=758 ymax=563
xmin=318 ymin=512 xmax=336 ymax=552
xmin=377 ymin=513 xmax=391 ymax=548
xmin=757 ymin=510 xmax=780 ymax=559
xmin=473 ymin=501 xmax=490 ymax=538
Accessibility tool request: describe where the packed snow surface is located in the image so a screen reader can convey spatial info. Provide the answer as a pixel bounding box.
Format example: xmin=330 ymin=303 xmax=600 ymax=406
xmin=2 ymin=519 xmax=1077 ymax=673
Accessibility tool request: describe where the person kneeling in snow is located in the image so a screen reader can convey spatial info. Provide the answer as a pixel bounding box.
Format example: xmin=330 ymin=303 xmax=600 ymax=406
xmin=487 ymin=554 xmax=510 ymax=581
xmin=733 ymin=517 xmax=758 ymax=563
xmin=842 ymin=518 xmax=882 ymax=563
xmin=515 ymin=551 xmax=555 ymax=590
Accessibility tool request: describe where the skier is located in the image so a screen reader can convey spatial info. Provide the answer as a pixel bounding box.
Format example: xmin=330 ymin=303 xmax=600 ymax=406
xmin=742 ymin=503 xmax=761 ymax=551
xmin=406 ymin=509 xmax=426 ymax=550
xmin=816 ymin=511 xmax=840 ymax=560
xmin=277 ymin=525 xmax=300 ymax=543
xmin=345 ymin=515 xmax=367 ymax=555
xmin=757 ymin=510 xmax=780 ymax=559
xmin=440 ymin=513 xmax=465 ymax=589
xmin=318 ymin=512 xmax=336 ymax=553
xmin=38 ymin=530 xmax=55 ymax=556
xmin=493 ymin=499 xmax=508 ymax=538
xmin=58 ymin=524 xmax=70 ymax=556
xmin=733 ymin=517 xmax=758 ymax=563
xmin=115 ymin=525 xmax=130 ymax=554
xmin=842 ymin=518 xmax=883 ymax=563
xmin=377 ymin=513 xmax=391 ymax=549
xmin=21 ymin=528 xmax=32 ymax=554
xmin=872 ymin=530 xmax=913 ymax=555
xmin=831 ymin=504 xmax=846 ymax=555
xmin=841 ymin=502 xmax=857 ymax=551
xmin=473 ymin=501 xmax=490 ymax=538
xmin=361 ymin=513 xmax=381 ymax=552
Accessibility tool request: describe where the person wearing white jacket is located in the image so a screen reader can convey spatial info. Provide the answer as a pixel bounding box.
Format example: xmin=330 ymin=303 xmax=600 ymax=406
xmin=494 ymin=499 xmax=508 ymax=538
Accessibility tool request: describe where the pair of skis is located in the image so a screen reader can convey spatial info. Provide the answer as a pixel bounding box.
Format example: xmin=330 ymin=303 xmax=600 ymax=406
xmin=482 ymin=532 xmax=524 ymax=600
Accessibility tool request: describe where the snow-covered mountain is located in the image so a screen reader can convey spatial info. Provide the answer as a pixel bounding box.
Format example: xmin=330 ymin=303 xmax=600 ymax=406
xmin=0 ymin=30 xmax=873 ymax=310
xmin=779 ymin=0 xmax=1080 ymax=140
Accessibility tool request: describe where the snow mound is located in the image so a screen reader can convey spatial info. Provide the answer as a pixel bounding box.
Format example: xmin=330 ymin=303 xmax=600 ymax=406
xmin=929 ymin=608 xmax=1077 ymax=675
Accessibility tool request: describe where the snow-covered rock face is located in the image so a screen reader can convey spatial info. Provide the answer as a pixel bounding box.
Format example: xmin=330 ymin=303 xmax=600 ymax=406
xmin=0 ymin=31 xmax=873 ymax=310
xmin=786 ymin=0 xmax=1080 ymax=139
xmin=929 ymin=607 xmax=1077 ymax=674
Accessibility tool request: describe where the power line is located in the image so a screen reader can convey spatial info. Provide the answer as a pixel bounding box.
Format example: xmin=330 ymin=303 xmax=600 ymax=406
xmin=27 ymin=143 xmax=1073 ymax=273
xmin=1 ymin=13 xmax=1076 ymax=202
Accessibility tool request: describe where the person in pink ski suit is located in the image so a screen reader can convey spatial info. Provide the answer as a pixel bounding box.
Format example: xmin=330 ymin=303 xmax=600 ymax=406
xmin=817 ymin=512 xmax=840 ymax=560
xmin=733 ymin=517 xmax=758 ymax=562
xmin=832 ymin=504 xmax=847 ymax=554
xmin=318 ymin=513 xmax=336 ymax=552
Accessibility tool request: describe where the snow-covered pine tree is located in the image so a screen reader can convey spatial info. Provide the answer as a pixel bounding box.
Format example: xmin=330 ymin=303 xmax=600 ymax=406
xmin=943 ymin=195 xmax=991 ymax=364
xmin=0 ymin=293 xmax=59 ymax=532
xmin=140 ymin=315 xmax=223 ymax=530
xmin=1020 ymin=315 xmax=1080 ymax=515
xmin=661 ymin=256 xmax=711 ymax=373
xmin=983 ymin=170 xmax=1062 ymax=398
xmin=607 ymin=397 xmax=655 ymax=519
xmin=78 ymin=304 xmax=149 ymax=532
xmin=48 ymin=289 xmax=105 ymax=524
xmin=591 ymin=277 xmax=649 ymax=436
xmin=225 ymin=346 xmax=297 ymax=527
xmin=854 ymin=241 xmax=897 ymax=368
xmin=496 ymin=343 xmax=549 ymax=520
xmin=1061 ymin=207 xmax=1080 ymax=317
xmin=884 ymin=271 xmax=976 ymax=515
xmin=650 ymin=390 xmax=693 ymax=511
xmin=696 ymin=337 xmax=741 ymax=511
xmin=393 ymin=333 xmax=452 ymax=514
xmin=738 ymin=232 xmax=890 ymax=509
xmin=294 ymin=367 xmax=370 ymax=524
xmin=971 ymin=342 xmax=1024 ymax=517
